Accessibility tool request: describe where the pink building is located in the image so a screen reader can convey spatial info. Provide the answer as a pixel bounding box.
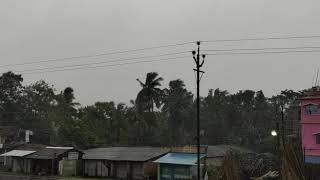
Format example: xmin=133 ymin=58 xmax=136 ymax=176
xmin=300 ymin=88 xmax=320 ymax=163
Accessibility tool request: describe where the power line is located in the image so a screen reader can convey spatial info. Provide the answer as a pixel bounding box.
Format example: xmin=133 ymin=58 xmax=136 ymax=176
xmin=15 ymin=46 xmax=320 ymax=73
xmin=3 ymin=34 xmax=320 ymax=68
xmin=23 ymin=55 xmax=190 ymax=75
xmin=202 ymin=35 xmax=320 ymax=43
xmin=206 ymin=49 xmax=320 ymax=56
xmin=19 ymin=49 xmax=320 ymax=75
xmin=202 ymin=46 xmax=320 ymax=52
xmin=16 ymin=51 xmax=190 ymax=73
xmin=0 ymin=41 xmax=195 ymax=68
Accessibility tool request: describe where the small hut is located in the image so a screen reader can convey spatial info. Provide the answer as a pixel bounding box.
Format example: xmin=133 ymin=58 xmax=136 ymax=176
xmin=153 ymin=152 xmax=207 ymax=180
xmin=83 ymin=147 xmax=169 ymax=179
xmin=24 ymin=147 xmax=82 ymax=176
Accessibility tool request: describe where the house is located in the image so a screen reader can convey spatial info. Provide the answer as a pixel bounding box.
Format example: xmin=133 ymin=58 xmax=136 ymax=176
xmin=0 ymin=143 xmax=46 ymax=172
xmin=83 ymin=147 xmax=169 ymax=179
xmin=0 ymin=128 xmax=37 ymax=166
xmin=300 ymin=87 xmax=320 ymax=163
xmin=153 ymin=152 xmax=206 ymax=180
xmin=152 ymin=145 xmax=207 ymax=180
xmin=0 ymin=150 xmax=36 ymax=172
xmin=24 ymin=146 xmax=83 ymax=175
xmin=0 ymin=126 xmax=23 ymax=165
xmin=0 ymin=144 xmax=83 ymax=176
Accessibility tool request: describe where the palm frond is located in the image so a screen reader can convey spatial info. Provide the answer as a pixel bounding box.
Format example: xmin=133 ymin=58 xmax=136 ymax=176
xmin=145 ymin=72 xmax=159 ymax=85
xmin=136 ymin=78 xmax=145 ymax=87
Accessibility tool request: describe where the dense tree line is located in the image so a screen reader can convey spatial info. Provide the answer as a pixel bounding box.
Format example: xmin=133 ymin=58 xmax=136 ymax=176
xmin=0 ymin=71 xmax=303 ymax=152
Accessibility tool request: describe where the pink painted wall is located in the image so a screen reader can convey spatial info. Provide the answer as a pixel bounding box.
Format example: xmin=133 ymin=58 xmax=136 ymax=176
xmin=301 ymin=96 xmax=320 ymax=156
xmin=301 ymin=124 xmax=320 ymax=155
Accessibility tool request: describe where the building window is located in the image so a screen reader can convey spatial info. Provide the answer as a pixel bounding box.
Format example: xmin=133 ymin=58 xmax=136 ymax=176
xmin=305 ymin=104 xmax=318 ymax=115
xmin=316 ymin=134 xmax=320 ymax=144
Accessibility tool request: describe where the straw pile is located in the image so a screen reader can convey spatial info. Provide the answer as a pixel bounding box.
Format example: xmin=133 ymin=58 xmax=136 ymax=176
xmin=221 ymin=151 xmax=240 ymax=180
xmin=281 ymin=143 xmax=305 ymax=180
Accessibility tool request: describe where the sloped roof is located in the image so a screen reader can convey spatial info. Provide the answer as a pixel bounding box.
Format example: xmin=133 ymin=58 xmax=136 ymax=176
xmin=153 ymin=153 xmax=206 ymax=166
xmin=83 ymin=147 xmax=169 ymax=161
xmin=25 ymin=147 xmax=75 ymax=160
xmin=207 ymin=145 xmax=252 ymax=158
xmin=15 ymin=143 xmax=47 ymax=151
xmin=0 ymin=150 xmax=35 ymax=157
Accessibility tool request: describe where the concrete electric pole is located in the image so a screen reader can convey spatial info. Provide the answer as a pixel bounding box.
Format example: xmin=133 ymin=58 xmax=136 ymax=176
xmin=192 ymin=41 xmax=205 ymax=180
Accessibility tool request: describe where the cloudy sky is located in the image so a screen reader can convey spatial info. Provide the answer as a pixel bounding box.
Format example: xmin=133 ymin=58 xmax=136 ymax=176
xmin=1 ymin=0 xmax=320 ymax=105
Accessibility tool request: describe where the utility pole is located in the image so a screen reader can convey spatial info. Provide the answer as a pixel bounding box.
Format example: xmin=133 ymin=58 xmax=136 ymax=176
xmin=192 ymin=42 xmax=205 ymax=180
xmin=276 ymin=122 xmax=280 ymax=150
xmin=281 ymin=104 xmax=285 ymax=147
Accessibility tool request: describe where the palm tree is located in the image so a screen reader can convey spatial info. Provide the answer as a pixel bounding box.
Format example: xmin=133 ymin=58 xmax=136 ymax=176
xmin=136 ymin=72 xmax=164 ymax=112
xmin=162 ymin=79 xmax=192 ymax=114
xmin=162 ymin=79 xmax=193 ymax=145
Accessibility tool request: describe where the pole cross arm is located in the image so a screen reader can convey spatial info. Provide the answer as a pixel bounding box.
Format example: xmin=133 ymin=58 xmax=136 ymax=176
xmin=193 ymin=69 xmax=205 ymax=73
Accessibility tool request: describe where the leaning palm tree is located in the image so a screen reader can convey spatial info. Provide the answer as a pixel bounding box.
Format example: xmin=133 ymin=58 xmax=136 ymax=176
xmin=136 ymin=72 xmax=164 ymax=113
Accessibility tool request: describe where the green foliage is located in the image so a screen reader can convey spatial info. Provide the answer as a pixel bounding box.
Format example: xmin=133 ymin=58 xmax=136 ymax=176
xmin=136 ymin=72 xmax=164 ymax=113
xmin=0 ymin=72 xmax=25 ymax=127
xmin=162 ymin=79 xmax=193 ymax=145
xmin=0 ymin=71 xmax=303 ymax=152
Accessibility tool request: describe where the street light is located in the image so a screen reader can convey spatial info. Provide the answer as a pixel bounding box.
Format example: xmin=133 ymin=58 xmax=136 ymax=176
xmin=271 ymin=130 xmax=278 ymax=137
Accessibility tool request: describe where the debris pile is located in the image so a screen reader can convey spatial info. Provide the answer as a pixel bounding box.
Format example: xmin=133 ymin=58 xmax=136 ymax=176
xmin=252 ymin=171 xmax=279 ymax=180
xmin=239 ymin=153 xmax=279 ymax=178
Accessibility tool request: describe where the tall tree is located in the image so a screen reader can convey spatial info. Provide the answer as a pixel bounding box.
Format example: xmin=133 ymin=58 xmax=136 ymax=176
xmin=0 ymin=72 xmax=24 ymax=127
xmin=22 ymin=80 xmax=56 ymax=143
xmin=136 ymin=72 xmax=163 ymax=112
xmin=202 ymin=89 xmax=231 ymax=144
xmin=54 ymin=87 xmax=81 ymax=146
xmin=162 ymin=79 xmax=193 ymax=145
xmin=79 ymin=101 xmax=115 ymax=147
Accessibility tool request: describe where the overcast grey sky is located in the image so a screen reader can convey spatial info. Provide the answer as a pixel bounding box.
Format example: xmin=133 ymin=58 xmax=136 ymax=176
xmin=1 ymin=0 xmax=320 ymax=105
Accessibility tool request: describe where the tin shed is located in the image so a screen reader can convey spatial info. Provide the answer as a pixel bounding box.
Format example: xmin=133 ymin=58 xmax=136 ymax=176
xmin=83 ymin=147 xmax=169 ymax=179
xmin=153 ymin=152 xmax=206 ymax=180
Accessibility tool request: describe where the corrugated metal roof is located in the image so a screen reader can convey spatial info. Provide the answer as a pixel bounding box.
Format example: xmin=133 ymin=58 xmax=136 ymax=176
xmin=153 ymin=153 xmax=206 ymax=166
xmin=0 ymin=150 xmax=35 ymax=157
xmin=83 ymin=147 xmax=169 ymax=161
xmin=25 ymin=147 xmax=77 ymax=160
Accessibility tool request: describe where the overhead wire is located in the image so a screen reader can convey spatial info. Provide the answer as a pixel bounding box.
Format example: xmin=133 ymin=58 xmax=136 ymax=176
xmin=0 ymin=41 xmax=195 ymax=68
xmin=2 ymin=34 xmax=320 ymax=68
xmin=205 ymin=49 xmax=320 ymax=56
xmin=23 ymin=55 xmax=190 ymax=75
xmin=14 ymin=46 xmax=320 ymax=74
xmin=3 ymin=34 xmax=320 ymax=74
xmin=202 ymin=35 xmax=320 ymax=43
xmin=16 ymin=51 xmax=190 ymax=73
xmin=20 ymin=49 xmax=320 ymax=75
xmin=202 ymin=46 xmax=320 ymax=52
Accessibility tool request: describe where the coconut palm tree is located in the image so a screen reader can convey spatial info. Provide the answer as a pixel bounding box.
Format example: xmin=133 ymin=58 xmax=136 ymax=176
xmin=162 ymin=79 xmax=193 ymax=145
xmin=136 ymin=72 xmax=164 ymax=112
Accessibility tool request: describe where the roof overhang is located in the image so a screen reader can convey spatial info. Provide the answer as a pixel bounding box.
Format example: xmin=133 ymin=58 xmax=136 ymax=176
xmin=0 ymin=150 xmax=35 ymax=157
xmin=153 ymin=153 xmax=206 ymax=166
xmin=46 ymin=146 xmax=73 ymax=150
